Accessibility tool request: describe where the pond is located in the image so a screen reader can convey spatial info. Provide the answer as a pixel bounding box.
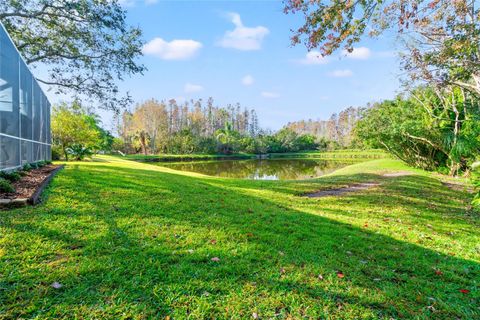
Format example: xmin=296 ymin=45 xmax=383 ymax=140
xmin=159 ymin=158 xmax=355 ymax=180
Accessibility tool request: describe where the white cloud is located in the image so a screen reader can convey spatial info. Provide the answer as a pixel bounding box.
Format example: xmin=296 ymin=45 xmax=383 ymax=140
xmin=342 ymin=47 xmax=371 ymax=60
xmin=218 ymin=12 xmax=269 ymax=51
xmin=143 ymin=38 xmax=202 ymax=60
xmin=184 ymin=83 xmax=204 ymax=93
xmin=241 ymin=75 xmax=254 ymax=86
xmin=329 ymin=69 xmax=353 ymax=77
xmin=299 ymin=51 xmax=329 ymax=65
xmin=261 ymin=91 xmax=279 ymax=98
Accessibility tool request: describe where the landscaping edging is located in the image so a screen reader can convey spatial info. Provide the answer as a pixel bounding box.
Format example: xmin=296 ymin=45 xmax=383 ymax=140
xmin=0 ymin=165 xmax=64 ymax=208
xmin=28 ymin=164 xmax=65 ymax=205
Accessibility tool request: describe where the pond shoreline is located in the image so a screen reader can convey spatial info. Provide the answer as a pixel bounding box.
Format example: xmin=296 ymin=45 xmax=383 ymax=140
xmin=155 ymin=158 xmax=357 ymax=180
xmin=121 ymin=149 xmax=389 ymax=163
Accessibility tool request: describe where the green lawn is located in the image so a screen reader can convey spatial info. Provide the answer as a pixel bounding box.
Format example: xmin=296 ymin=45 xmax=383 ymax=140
xmin=0 ymin=156 xmax=478 ymax=319
xmin=268 ymin=149 xmax=389 ymax=160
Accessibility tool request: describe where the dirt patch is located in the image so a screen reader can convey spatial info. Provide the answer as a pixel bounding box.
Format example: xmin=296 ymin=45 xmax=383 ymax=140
xmin=306 ymin=171 xmax=473 ymax=198
xmin=441 ymin=181 xmax=474 ymax=193
xmin=0 ymin=164 xmax=62 ymax=200
xmin=382 ymin=171 xmax=412 ymax=177
xmin=306 ymin=171 xmax=413 ymax=198
xmin=306 ymin=182 xmax=381 ymax=198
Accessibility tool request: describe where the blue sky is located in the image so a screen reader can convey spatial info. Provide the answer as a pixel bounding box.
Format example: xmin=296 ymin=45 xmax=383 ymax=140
xmin=54 ymin=0 xmax=403 ymax=130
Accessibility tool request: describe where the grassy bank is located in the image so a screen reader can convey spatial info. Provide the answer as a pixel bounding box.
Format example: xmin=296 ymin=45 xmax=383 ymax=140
xmin=121 ymin=149 xmax=388 ymax=163
xmin=121 ymin=152 xmax=256 ymax=162
xmin=268 ymin=149 xmax=389 ymax=160
xmin=0 ymin=156 xmax=478 ymax=318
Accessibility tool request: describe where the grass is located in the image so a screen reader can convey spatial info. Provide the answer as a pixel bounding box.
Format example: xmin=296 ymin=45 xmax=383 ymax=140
xmin=268 ymin=149 xmax=389 ymax=160
xmin=0 ymin=155 xmax=478 ymax=319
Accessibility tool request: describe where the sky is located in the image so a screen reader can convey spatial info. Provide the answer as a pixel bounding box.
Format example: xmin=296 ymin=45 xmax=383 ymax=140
xmin=49 ymin=0 xmax=403 ymax=131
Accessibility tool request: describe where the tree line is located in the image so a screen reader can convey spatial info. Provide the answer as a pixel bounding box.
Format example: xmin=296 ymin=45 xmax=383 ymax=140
xmin=115 ymin=98 xmax=322 ymax=155
xmin=51 ymin=98 xmax=370 ymax=162
xmin=285 ymin=106 xmax=364 ymax=149
xmin=52 ymin=98 xmax=369 ymax=161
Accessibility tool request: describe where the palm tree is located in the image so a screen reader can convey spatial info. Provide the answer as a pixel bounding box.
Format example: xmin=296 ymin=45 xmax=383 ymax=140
xmin=134 ymin=130 xmax=149 ymax=155
xmin=216 ymin=122 xmax=237 ymax=154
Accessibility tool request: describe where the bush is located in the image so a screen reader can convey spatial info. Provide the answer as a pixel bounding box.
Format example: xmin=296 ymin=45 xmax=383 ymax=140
xmin=22 ymin=163 xmax=32 ymax=171
xmin=472 ymin=161 xmax=480 ymax=208
xmin=18 ymin=170 xmax=28 ymax=177
xmin=0 ymin=171 xmax=21 ymax=182
xmin=67 ymin=144 xmax=94 ymax=160
xmin=51 ymin=146 xmax=62 ymax=160
xmin=0 ymin=178 xmax=15 ymax=193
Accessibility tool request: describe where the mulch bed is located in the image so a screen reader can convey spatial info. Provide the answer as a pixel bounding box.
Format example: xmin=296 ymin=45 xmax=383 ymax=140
xmin=0 ymin=165 xmax=63 ymax=203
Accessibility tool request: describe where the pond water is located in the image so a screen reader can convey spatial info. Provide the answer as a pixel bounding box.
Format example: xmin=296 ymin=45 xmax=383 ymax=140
xmin=159 ymin=158 xmax=355 ymax=180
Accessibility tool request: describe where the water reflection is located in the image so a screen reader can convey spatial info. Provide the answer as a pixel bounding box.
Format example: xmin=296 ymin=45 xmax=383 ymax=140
xmin=159 ymin=158 xmax=355 ymax=180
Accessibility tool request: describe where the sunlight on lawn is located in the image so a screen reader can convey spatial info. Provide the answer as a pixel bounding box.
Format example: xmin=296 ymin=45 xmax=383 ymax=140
xmin=1 ymin=156 xmax=478 ymax=318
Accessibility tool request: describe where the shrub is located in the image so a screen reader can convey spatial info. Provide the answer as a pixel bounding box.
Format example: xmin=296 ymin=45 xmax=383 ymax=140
xmin=51 ymin=146 xmax=62 ymax=160
xmin=22 ymin=163 xmax=32 ymax=171
xmin=0 ymin=178 xmax=15 ymax=193
xmin=67 ymin=144 xmax=94 ymax=160
xmin=0 ymin=171 xmax=21 ymax=182
xmin=472 ymin=161 xmax=480 ymax=208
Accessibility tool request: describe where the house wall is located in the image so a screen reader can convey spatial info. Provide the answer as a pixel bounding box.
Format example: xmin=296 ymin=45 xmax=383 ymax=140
xmin=0 ymin=23 xmax=51 ymax=171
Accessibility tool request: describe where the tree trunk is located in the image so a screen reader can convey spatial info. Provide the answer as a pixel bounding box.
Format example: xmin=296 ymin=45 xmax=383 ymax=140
xmin=140 ymin=133 xmax=147 ymax=155
xmin=63 ymin=146 xmax=69 ymax=161
xmin=449 ymin=162 xmax=460 ymax=176
xmin=449 ymin=90 xmax=462 ymax=176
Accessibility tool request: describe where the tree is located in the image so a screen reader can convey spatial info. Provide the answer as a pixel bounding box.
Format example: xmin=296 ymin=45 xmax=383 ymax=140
xmin=355 ymin=87 xmax=480 ymax=174
xmin=401 ymin=1 xmax=480 ymax=96
xmin=285 ymin=106 xmax=364 ymax=148
xmin=284 ymin=1 xmax=480 ymax=95
xmin=51 ymin=102 xmax=102 ymax=160
xmin=472 ymin=161 xmax=480 ymax=208
xmin=0 ymin=0 xmax=145 ymax=110
xmin=66 ymin=144 xmax=94 ymax=161
xmin=133 ymin=130 xmax=149 ymax=156
xmin=131 ymin=100 xmax=168 ymax=154
xmin=216 ymin=122 xmax=238 ymax=154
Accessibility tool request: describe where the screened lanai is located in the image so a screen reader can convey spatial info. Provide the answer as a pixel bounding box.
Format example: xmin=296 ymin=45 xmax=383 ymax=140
xmin=0 ymin=23 xmax=51 ymax=171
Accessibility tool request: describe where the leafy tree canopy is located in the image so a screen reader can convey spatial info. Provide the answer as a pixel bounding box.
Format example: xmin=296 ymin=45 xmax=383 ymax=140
xmin=284 ymin=0 xmax=480 ymax=94
xmin=0 ymin=0 xmax=146 ymax=111
xmin=355 ymin=85 xmax=480 ymax=174
xmin=51 ymin=101 xmax=112 ymax=160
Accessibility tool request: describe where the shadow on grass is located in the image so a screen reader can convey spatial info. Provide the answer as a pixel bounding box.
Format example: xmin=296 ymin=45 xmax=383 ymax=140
xmin=0 ymin=163 xmax=478 ymax=318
